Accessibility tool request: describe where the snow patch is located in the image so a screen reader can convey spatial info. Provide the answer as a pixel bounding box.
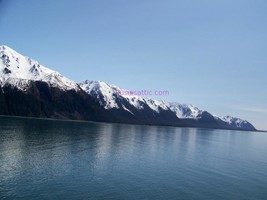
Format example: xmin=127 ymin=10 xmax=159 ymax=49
xmin=0 ymin=45 xmax=79 ymax=91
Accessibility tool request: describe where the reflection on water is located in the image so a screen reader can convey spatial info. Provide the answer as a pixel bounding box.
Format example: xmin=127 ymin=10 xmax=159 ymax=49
xmin=0 ymin=116 xmax=267 ymax=200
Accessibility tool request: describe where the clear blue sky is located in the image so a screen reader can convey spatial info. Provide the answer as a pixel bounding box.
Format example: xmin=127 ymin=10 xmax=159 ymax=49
xmin=1 ymin=0 xmax=267 ymax=130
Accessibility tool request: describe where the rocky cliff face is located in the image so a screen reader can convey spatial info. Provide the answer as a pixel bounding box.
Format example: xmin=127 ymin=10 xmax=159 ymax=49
xmin=0 ymin=80 xmax=108 ymax=121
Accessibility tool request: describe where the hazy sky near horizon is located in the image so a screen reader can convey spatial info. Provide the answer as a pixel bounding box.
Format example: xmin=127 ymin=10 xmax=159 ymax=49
xmin=1 ymin=0 xmax=267 ymax=130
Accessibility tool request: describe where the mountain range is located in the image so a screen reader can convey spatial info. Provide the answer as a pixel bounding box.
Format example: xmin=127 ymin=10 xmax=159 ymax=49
xmin=0 ymin=45 xmax=256 ymax=131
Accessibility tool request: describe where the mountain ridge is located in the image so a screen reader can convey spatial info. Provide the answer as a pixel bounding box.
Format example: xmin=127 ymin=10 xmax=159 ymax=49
xmin=0 ymin=45 xmax=257 ymax=131
xmin=79 ymin=80 xmax=256 ymax=131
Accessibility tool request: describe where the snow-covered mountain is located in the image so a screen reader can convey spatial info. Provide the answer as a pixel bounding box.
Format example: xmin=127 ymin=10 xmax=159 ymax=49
xmin=80 ymin=80 xmax=256 ymax=130
xmin=215 ymin=115 xmax=252 ymax=129
xmin=0 ymin=45 xmax=103 ymax=121
xmin=0 ymin=45 xmax=79 ymax=91
xmin=80 ymin=80 xmax=170 ymax=112
xmin=79 ymin=80 xmax=179 ymax=126
xmin=168 ymin=102 xmax=203 ymax=119
xmin=0 ymin=45 xmax=256 ymax=131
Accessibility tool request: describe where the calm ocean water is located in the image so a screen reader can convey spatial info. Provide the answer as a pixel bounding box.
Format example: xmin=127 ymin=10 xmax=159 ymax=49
xmin=0 ymin=116 xmax=266 ymax=200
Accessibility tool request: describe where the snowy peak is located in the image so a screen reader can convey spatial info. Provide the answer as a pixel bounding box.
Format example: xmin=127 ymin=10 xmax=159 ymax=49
xmin=79 ymin=80 xmax=170 ymax=112
xmin=0 ymin=45 xmax=79 ymax=91
xmin=80 ymin=80 xmax=121 ymax=109
xmin=168 ymin=102 xmax=203 ymax=119
xmin=80 ymin=80 xmax=146 ymax=110
xmin=217 ymin=115 xmax=250 ymax=128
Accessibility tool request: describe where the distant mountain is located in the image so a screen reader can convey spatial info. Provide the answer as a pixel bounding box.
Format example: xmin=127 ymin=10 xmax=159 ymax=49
xmin=80 ymin=80 xmax=256 ymax=131
xmin=79 ymin=80 xmax=180 ymax=126
xmin=0 ymin=45 xmax=256 ymax=131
